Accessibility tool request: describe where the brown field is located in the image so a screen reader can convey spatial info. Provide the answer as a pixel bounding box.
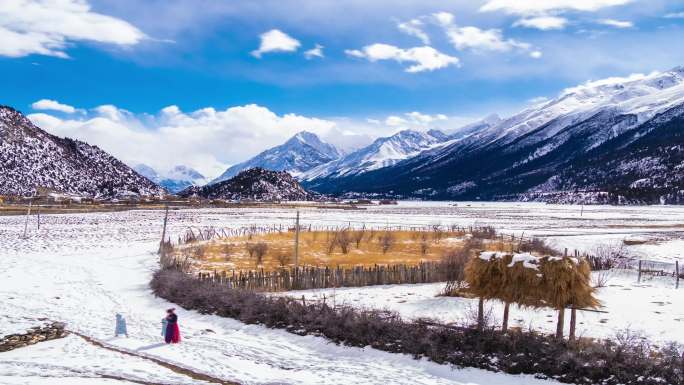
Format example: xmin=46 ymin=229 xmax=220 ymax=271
xmin=173 ymin=227 xmax=511 ymax=272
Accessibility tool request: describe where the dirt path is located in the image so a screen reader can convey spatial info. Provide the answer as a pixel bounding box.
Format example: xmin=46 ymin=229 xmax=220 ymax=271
xmin=69 ymin=330 xmax=240 ymax=385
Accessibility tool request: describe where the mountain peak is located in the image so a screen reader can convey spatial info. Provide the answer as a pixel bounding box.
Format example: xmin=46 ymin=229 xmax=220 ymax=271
xmin=210 ymin=131 xmax=341 ymax=184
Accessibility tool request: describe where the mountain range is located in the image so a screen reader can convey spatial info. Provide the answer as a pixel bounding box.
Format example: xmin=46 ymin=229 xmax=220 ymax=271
xmin=2 ymin=66 xmax=683 ymax=204
xmin=302 ymin=66 xmax=684 ymax=204
xmin=134 ymin=164 xmax=208 ymax=193
xmin=0 ymin=106 xmax=164 ymax=198
xmin=208 ymin=66 xmax=684 ymax=204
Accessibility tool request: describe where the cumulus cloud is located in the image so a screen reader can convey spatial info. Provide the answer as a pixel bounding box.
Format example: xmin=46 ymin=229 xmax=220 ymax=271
xmin=31 ymin=99 xmax=79 ymax=114
xmin=304 ymin=43 xmax=324 ymax=59
xmin=560 ymin=72 xmax=652 ymax=95
xmin=513 ymin=16 xmax=568 ymax=30
xmin=345 ymin=43 xmax=459 ymax=73
xmin=385 ymin=111 xmax=448 ymax=127
xmin=0 ymin=0 xmax=146 ymax=58
xmin=251 ymin=29 xmax=300 ymax=58
xmin=28 ymin=102 xmax=341 ymax=178
xmin=430 ymin=11 xmax=535 ymax=55
xmin=397 ymin=18 xmax=430 ymax=44
xmin=369 ymin=111 xmax=472 ymax=132
xmin=479 ymin=0 xmax=633 ymax=15
xmin=597 ymin=19 xmax=634 ymax=28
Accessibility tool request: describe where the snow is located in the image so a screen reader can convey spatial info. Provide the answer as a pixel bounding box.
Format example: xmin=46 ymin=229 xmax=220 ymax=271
xmin=507 ymin=253 xmax=540 ymax=270
xmin=0 ymin=203 xmax=584 ymax=385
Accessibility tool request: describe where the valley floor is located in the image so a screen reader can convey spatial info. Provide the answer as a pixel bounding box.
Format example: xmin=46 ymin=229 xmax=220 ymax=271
xmin=1 ymin=202 xmax=682 ymax=384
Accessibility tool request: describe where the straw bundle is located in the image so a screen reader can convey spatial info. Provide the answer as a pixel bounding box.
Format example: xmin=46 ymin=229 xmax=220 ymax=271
xmin=465 ymin=251 xmax=599 ymax=337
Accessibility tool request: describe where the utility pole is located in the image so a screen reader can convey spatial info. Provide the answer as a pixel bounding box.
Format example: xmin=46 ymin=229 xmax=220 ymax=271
xmin=21 ymin=201 xmax=33 ymax=239
xmin=294 ymin=210 xmax=300 ymax=270
xmin=159 ymin=205 xmax=169 ymax=253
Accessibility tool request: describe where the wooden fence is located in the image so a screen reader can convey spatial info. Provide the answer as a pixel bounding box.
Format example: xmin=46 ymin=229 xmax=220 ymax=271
xmin=196 ymin=262 xmax=447 ymax=291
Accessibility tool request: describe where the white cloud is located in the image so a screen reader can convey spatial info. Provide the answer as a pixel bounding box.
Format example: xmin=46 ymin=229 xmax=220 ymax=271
xmin=561 ymin=72 xmax=652 ymax=95
xmin=346 ymin=43 xmax=459 ymax=73
xmin=397 ymin=18 xmax=430 ymax=44
xmin=431 ymin=12 xmax=534 ymax=54
xmin=529 ymin=50 xmax=543 ymax=59
xmin=664 ymin=12 xmax=684 ymax=19
xmin=597 ymin=19 xmax=634 ymax=28
xmin=480 ymin=0 xmax=633 ymax=15
xmin=513 ymin=16 xmax=568 ymax=30
xmin=0 ymin=0 xmax=146 ymax=58
xmin=446 ymin=25 xmax=530 ymax=52
xmin=251 ymin=29 xmax=301 ymax=58
xmin=31 ymin=99 xmax=78 ymax=114
xmin=368 ymin=111 xmax=476 ymax=135
xmin=304 ymin=44 xmax=324 ymax=59
xmin=432 ymin=12 xmax=455 ymax=27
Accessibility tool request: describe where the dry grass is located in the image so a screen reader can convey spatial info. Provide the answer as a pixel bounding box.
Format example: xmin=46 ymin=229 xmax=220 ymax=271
xmin=174 ymin=228 xmax=486 ymax=272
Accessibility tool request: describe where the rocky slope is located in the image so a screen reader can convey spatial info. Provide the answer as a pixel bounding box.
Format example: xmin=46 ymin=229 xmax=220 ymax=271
xmin=0 ymin=106 xmax=164 ymax=198
xmin=304 ymin=67 xmax=684 ymax=204
xmin=180 ymin=168 xmax=314 ymax=201
xmin=211 ymin=131 xmax=340 ymax=184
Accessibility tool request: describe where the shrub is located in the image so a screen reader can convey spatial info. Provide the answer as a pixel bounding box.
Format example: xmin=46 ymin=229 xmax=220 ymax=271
xmin=518 ymin=238 xmax=559 ymax=255
xmin=246 ymin=242 xmax=268 ymax=266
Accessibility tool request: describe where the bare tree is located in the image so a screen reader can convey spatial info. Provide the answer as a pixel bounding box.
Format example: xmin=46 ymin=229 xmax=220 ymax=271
xmin=276 ymin=253 xmax=292 ymax=267
xmin=432 ymin=225 xmax=444 ymax=243
xmin=420 ymin=232 xmax=430 ymax=255
xmin=246 ymin=242 xmax=256 ymax=258
xmin=353 ymin=227 xmax=365 ymax=248
xmin=249 ymin=242 xmax=268 ymax=266
xmin=337 ymin=229 xmax=352 ymax=254
xmin=380 ymin=231 xmax=395 ymax=254
xmin=193 ymin=245 xmax=206 ymax=259
xmin=327 ymin=229 xmax=353 ymax=254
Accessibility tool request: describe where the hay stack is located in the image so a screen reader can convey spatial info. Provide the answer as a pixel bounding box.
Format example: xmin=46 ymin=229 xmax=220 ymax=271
xmin=465 ymin=251 xmax=599 ymax=338
xmin=540 ymin=256 xmax=599 ymax=339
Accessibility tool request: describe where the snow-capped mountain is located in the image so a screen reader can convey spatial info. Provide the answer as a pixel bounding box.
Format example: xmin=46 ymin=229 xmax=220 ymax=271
xmin=134 ymin=164 xmax=208 ymax=193
xmin=0 ymin=106 xmax=165 ymax=198
xmin=211 ymin=131 xmax=340 ymax=184
xmin=181 ymin=168 xmax=314 ymax=201
xmin=133 ymin=164 xmax=160 ymax=183
xmin=301 ymin=129 xmax=449 ymax=181
xmin=305 ymin=66 xmax=684 ymax=204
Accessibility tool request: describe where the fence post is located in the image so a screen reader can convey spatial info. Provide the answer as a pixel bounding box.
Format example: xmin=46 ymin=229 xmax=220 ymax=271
xmin=637 ymin=260 xmax=642 ymax=283
xmin=676 ymin=260 xmax=680 ymax=289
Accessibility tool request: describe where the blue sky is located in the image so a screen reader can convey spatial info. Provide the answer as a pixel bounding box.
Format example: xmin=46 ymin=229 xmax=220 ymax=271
xmin=2 ymin=0 xmax=684 ymax=177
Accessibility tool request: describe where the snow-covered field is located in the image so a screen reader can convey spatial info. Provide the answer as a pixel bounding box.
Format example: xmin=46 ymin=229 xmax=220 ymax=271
xmin=1 ymin=202 xmax=682 ymax=384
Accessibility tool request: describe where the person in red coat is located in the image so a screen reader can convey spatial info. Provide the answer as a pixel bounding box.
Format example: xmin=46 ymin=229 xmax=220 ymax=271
xmin=164 ymin=308 xmax=181 ymax=344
